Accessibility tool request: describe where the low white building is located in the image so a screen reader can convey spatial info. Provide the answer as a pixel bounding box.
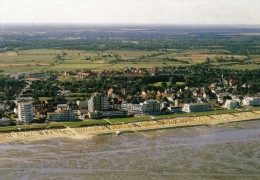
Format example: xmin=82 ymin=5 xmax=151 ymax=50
xmin=47 ymin=104 xmax=76 ymax=122
xmin=121 ymin=103 xmax=142 ymax=113
xmin=224 ymin=100 xmax=238 ymax=109
xmin=47 ymin=109 xmax=76 ymax=122
xmin=182 ymin=103 xmax=212 ymax=113
xmin=167 ymin=106 xmax=182 ymax=113
xmin=88 ymin=110 xmax=128 ymax=119
xmin=122 ymin=100 xmax=160 ymax=115
xmin=243 ymin=97 xmax=260 ymax=106
xmin=141 ymin=100 xmax=161 ymax=115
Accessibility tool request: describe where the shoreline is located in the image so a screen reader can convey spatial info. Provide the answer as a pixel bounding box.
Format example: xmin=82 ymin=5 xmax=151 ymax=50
xmin=1 ymin=111 xmax=260 ymax=143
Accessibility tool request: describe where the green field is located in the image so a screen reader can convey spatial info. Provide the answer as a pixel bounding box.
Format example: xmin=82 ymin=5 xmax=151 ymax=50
xmin=109 ymin=116 xmax=152 ymax=124
xmin=38 ymin=97 xmax=53 ymax=101
xmin=0 ymin=124 xmax=64 ymax=133
xmin=153 ymin=82 xmax=171 ymax=86
xmin=63 ymin=120 xmax=109 ymax=128
xmin=0 ymin=49 xmax=253 ymax=73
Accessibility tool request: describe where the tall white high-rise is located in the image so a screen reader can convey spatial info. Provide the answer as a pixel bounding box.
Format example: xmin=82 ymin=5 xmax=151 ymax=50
xmin=18 ymin=102 xmax=34 ymax=122
xmin=88 ymin=93 xmax=108 ymax=112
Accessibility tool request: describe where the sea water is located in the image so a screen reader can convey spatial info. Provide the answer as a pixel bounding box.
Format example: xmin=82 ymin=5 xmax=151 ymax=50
xmin=0 ymin=120 xmax=259 ymax=179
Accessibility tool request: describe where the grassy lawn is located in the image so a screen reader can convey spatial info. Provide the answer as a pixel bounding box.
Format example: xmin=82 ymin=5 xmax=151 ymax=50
xmin=153 ymin=81 xmax=185 ymax=87
xmin=63 ymin=120 xmax=109 ymax=128
xmin=39 ymin=97 xmax=53 ymax=101
xmin=153 ymin=82 xmax=171 ymax=87
xmin=0 ymin=120 xmax=110 ymax=132
xmin=109 ymin=116 xmax=151 ymax=124
xmin=176 ymin=82 xmax=185 ymax=85
xmin=0 ymin=124 xmax=64 ymax=133
xmin=244 ymin=106 xmax=260 ymax=111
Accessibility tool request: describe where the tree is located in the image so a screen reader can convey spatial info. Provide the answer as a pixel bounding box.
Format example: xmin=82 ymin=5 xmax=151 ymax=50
xmin=9 ymin=102 xmax=16 ymax=110
xmin=161 ymin=82 xmax=167 ymax=88
xmin=170 ymin=76 xmax=177 ymax=85
xmin=184 ymin=91 xmax=192 ymax=99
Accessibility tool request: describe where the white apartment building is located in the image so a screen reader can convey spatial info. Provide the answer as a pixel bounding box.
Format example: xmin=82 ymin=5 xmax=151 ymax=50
xmin=141 ymin=100 xmax=161 ymax=114
xmin=47 ymin=110 xmax=75 ymax=122
xmin=121 ymin=103 xmax=142 ymax=113
xmin=47 ymin=104 xmax=75 ymax=122
xmin=182 ymin=103 xmax=212 ymax=112
xmin=224 ymin=100 xmax=238 ymax=109
xmin=121 ymin=100 xmax=160 ymax=115
xmin=243 ymin=97 xmax=260 ymax=106
xmin=88 ymin=110 xmax=128 ymax=119
xmin=18 ymin=102 xmax=34 ymax=122
xmin=88 ymin=93 xmax=109 ymax=112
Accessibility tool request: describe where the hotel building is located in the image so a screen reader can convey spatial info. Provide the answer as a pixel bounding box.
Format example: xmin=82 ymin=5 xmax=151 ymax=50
xmin=18 ymin=102 xmax=34 ymax=122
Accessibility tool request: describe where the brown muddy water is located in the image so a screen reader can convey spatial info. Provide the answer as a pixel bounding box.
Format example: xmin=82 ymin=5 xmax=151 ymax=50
xmin=0 ymin=120 xmax=260 ymax=180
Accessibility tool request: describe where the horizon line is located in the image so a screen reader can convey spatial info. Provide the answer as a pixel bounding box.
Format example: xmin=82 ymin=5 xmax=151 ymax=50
xmin=0 ymin=22 xmax=260 ymax=27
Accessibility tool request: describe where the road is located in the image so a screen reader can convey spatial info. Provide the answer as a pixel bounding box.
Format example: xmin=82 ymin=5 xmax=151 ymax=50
xmin=16 ymin=81 xmax=32 ymax=98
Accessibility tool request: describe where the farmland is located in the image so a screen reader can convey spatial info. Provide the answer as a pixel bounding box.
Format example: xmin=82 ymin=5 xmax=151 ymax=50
xmin=1 ymin=25 xmax=260 ymax=73
xmin=0 ymin=48 xmax=257 ymax=73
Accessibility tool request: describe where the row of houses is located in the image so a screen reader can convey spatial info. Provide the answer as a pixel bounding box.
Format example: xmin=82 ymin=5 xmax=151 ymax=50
xmin=12 ymin=94 xmax=260 ymax=122
xmin=7 ymin=72 xmax=46 ymax=80
xmin=64 ymin=67 xmax=190 ymax=79
xmin=223 ymin=97 xmax=260 ymax=109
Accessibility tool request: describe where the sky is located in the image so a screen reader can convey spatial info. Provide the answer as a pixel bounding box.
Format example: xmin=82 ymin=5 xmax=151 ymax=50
xmin=0 ymin=0 xmax=259 ymax=25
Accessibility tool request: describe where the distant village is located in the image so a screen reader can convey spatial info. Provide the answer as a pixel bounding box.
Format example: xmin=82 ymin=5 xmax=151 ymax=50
xmin=0 ymin=66 xmax=260 ymax=125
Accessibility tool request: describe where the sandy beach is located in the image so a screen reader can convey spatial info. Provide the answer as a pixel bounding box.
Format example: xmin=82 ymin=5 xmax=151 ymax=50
xmin=1 ymin=111 xmax=260 ymax=143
